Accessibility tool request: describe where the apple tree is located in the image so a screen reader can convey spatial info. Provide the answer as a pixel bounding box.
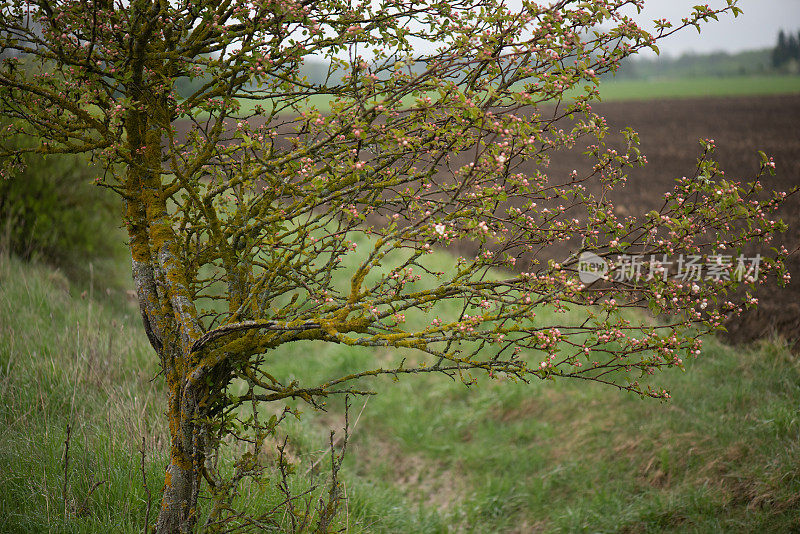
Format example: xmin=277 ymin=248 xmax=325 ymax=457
xmin=0 ymin=0 xmax=788 ymax=531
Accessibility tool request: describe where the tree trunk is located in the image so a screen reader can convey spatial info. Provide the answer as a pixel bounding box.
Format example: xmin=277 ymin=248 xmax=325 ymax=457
xmin=155 ymin=378 xmax=203 ymax=534
xmin=155 ymin=444 xmax=195 ymax=534
xmin=125 ymin=92 xmax=209 ymax=533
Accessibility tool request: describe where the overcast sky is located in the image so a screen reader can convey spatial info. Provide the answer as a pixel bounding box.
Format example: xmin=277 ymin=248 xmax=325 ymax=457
xmin=630 ymin=0 xmax=800 ymax=56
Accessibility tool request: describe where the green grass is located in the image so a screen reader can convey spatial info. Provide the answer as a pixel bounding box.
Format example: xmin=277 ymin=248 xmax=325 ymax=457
xmin=270 ymin=324 xmax=800 ymax=532
xmin=226 ymin=74 xmax=800 ymax=117
xmin=593 ymin=74 xmax=800 ymax=102
xmin=337 ymin=336 xmax=800 ymax=532
xmin=0 ymin=253 xmax=167 ymax=533
xmin=2 ymin=247 xmax=799 ymax=532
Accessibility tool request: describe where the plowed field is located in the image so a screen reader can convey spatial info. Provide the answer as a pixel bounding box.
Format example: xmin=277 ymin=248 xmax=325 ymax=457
xmin=553 ymin=96 xmax=800 ymax=347
xmin=176 ymin=94 xmax=800 ymax=346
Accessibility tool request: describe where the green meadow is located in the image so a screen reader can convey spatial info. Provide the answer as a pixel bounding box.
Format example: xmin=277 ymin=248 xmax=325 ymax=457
xmin=2 ymin=237 xmax=799 ymax=532
xmin=225 ymin=74 xmax=800 ymax=117
xmin=593 ymin=74 xmax=800 ymax=101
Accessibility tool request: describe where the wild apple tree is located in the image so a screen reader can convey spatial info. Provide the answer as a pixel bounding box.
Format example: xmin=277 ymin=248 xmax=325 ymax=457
xmin=0 ymin=0 xmax=789 ymax=531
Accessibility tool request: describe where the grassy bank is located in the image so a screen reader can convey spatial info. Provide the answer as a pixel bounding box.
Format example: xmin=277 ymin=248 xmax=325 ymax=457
xmin=277 ymin=320 xmax=800 ymax=531
xmin=331 ymin=336 xmax=800 ymax=532
xmin=2 ymin=250 xmax=799 ymax=532
xmin=0 ymin=253 xmax=166 ymax=533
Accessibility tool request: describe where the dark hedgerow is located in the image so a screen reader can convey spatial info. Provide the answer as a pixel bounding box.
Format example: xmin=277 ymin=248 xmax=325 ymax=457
xmin=0 ymin=128 xmax=120 ymax=280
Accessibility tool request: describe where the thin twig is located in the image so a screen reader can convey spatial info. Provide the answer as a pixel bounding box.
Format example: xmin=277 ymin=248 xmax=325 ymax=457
xmin=140 ymin=437 xmax=152 ymax=532
xmin=277 ymin=436 xmax=298 ymax=532
xmin=314 ymin=396 xmax=352 ymax=533
xmin=304 ymin=398 xmax=368 ymax=476
xmin=62 ymin=422 xmax=71 ymax=517
xmin=77 ymin=478 xmax=106 ymax=515
xmin=64 ymin=319 xmax=82 ymax=517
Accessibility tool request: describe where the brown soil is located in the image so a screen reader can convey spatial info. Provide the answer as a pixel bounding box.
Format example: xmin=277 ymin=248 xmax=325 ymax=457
xmin=174 ymin=94 xmax=800 ymax=347
xmin=545 ymin=95 xmax=800 ymax=348
xmin=445 ymin=95 xmax=800 ymax=347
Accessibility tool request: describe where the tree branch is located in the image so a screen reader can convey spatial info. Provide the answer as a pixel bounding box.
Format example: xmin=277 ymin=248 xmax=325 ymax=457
xmin=191 ymin=320 xmax=321 ymax=353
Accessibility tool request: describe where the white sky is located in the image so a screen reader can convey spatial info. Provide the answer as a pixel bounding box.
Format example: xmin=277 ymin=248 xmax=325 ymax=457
xmin=630 ymin=0 xmax=800 ymax=56
xmin=328 ymin=0 xmax=799 ymax=61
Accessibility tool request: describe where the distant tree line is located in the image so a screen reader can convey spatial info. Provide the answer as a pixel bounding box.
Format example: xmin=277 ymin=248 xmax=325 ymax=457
xmin=772 ymin=30 xmax=800 ymax=70
xmin=610 ymin=49 xmax=773 ymax=80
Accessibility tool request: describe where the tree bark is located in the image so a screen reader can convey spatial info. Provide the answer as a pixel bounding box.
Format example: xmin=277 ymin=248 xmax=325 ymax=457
xmin=124 ymin=58 xmax=209 ymax=533
xmin=155 ymin=442 xmax=195 ymax=534
xmin=154 ymin=367 xmax=205 ymax=534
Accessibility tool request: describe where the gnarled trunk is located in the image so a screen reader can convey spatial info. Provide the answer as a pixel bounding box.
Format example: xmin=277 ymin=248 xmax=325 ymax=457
xmin=125 ymin=91 xmax=209 ymax=533
xmin=154 ymin=370 xmax=205 ymax=534
xmin=155 ymin=441 xmax=195 ymax=534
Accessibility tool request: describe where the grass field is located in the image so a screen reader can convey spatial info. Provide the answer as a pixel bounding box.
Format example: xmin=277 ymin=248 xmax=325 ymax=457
xmin=2 ymin=243 xmax=800 ymax=532
xmin=0 ymin=254 xmax=166 ymax=533
xmin=593 ymin=74 xmax=800 ymax=102
xmin=225 ymin=74 xmax=800 ymax=117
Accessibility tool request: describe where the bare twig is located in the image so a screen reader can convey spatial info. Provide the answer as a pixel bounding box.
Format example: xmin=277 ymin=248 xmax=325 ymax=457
xmin=140 ymin=437 xmax=152 ymax=532
xmin=314 ymin=396 xmax=352 ymax=533
xmin=277 ymin=436 xmax=299 ymax=533
xmin=62 ymin=422 xmax=71 ymax=517
xmin=76 ymin=478 xmax=106 ymax=516
xmin=305 ymin=398 xmax=367 ymax=476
